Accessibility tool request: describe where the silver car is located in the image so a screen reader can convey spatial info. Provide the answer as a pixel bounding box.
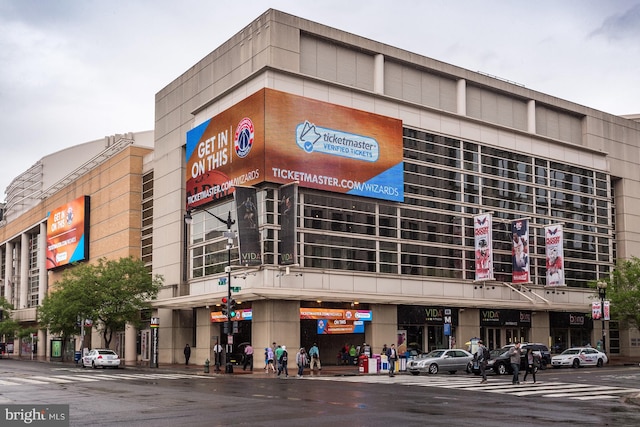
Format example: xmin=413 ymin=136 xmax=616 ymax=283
xmin=407 ymin=349 xmax=474 ymax=375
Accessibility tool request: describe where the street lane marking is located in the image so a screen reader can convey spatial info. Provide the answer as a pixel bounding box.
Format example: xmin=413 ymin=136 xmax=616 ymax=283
xmin=0 ymin=372 xmax=211 ymax=387
xmin=306 ymin=374 xmax=640 ymax=401
xmin=30 ymin=376 xmax=74 ymax=383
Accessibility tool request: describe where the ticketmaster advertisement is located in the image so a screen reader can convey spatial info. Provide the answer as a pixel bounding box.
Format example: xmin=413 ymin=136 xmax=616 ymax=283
xmin=185 ymin=89 xmax=404 ymax=210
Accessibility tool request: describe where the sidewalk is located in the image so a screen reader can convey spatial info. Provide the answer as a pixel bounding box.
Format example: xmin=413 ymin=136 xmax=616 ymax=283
xmin=151 ymin=363 xmax=363 ymax=377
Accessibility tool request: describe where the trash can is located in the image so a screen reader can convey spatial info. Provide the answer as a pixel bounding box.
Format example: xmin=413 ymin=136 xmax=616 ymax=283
xmin=368 ymin=356 xmax=378 ymax=374
xmin=358 ymin=354 xmax=369 ymax=373
xmin=399 ymin=356 xmax=407 ymax=372
xmin=380 ymin=354 xmax=389 ymax=373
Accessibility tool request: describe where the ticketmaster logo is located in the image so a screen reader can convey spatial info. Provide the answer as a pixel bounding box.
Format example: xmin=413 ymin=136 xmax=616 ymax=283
xmin=1 ymin=405 xmax=68 ymax=426
xmin=295 ymin=121 xmax=379 ymax=162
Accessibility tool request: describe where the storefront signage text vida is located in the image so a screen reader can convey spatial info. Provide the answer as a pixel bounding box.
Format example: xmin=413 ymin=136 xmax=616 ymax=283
xmin=481 ymin=310 xmax=531 ymax=323
xmin=425 ymin=308 xmax=452 ymax=323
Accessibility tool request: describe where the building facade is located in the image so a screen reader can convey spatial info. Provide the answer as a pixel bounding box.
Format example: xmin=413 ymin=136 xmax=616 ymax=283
xmin=149 ymin=9 xmax=640 ymax=366
xmin=0 ymin=132 xmax=153 ymax=362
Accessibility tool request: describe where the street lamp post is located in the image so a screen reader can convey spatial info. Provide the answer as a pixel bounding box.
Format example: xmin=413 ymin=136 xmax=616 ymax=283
xmin=597 ymin=281 xmax=607 ymax=353
xmin=185 ymin=208 xmax=236 ymax=373
xmin=214 ymin=211 xmax=236 ymax=374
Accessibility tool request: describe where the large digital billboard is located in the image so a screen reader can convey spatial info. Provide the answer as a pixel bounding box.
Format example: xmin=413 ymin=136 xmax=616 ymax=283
xmin=46 ymin=195 xmax=90 ymax=270
xmin=185 ymin=89 xmax=404 ymax=210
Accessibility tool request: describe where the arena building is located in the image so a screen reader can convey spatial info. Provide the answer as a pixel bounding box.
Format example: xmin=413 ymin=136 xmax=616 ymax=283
xmin=0 ymin=132 xmax=153 ymax=362
xmin=149 ymin=9 xmax=640 ymax=365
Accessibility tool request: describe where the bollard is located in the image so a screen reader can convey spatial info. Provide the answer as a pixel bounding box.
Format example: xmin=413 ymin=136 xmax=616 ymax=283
xmin=204 ymin=359 xmax=210 ymax=373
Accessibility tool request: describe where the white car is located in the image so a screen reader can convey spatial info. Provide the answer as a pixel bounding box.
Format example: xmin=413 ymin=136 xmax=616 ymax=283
xmin=551 ymin=347 xmax=607 ymax=369
xmin=82 ymin=349 xmax=121 ymax=369
xmin=407 ymin=349 xmax=474 ymax=375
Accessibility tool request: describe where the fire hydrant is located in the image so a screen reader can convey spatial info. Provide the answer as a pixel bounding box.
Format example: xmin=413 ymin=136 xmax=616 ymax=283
xmin=204 ymin=359 xmax=210 ymax=373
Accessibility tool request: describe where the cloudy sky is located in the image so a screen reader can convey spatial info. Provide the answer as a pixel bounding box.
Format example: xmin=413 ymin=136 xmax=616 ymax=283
xmin=1 ymin=0 xmax=639 ymax=200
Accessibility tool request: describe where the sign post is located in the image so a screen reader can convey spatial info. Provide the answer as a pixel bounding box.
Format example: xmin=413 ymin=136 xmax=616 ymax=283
xmin=150 ymin=317 xmax=159 ymax=368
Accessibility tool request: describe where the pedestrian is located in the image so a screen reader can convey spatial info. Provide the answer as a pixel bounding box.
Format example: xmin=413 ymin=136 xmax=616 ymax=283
xmin=266 ymin=347 xmax=276 ymax=373
xmin=309 ymin=343 xmax=321 ymax=371
xmin=523 ymin=348 xmax=540 ymax=384
xmin=508 ymin=342 xmax=522 ymax=384
xmin=242 ymin=343 xmax=254 ymax=371
xmin=349 ymin=345 xmax=357 ymax=365
xmin=278 ymin=345 xmax=289 ymax=377
xmin=213 ymin=341 xmax=223 ymax=371
xmin=386 ymin=343 xmax=398 ymax=377
xmin=381 ymin=343 xmax=388 ymax=358
xmin=475 ymin=340 xmax=490 ymax=384
xmin=275 ymin=345 xmax=284 ymax=376
xmin=183 ymin=344 xmax=191 ymax=366
xmin=296 ymin=347 xmax=308 ymax=378
xmin=341 ymin=344 xmax=349 ymax=365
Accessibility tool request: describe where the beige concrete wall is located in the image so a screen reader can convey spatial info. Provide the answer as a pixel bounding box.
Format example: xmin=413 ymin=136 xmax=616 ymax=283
xmin=251 ymin=300 xmax=300 ymax=370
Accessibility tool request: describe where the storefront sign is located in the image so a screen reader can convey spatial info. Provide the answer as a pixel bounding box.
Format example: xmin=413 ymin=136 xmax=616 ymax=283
xmin=317 ymin=319 xmax=365 ymax=334
xmin=300 ymin=308 xmax=372 ymax=321
xmin=480 ymin=309 xmax=532 ymax=327
xmin=550 ymin=312 xmax=591 ymax=328
xmin=398 ymin=306 xmax=459 ymax=325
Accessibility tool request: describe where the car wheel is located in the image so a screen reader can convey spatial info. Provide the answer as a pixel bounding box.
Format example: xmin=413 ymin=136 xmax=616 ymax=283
xmin=597 ymin=358 xmax=604 ymax=367
xmin=572 ymin=358 xmax=580 ymax=368
xmin=428 ymin=363 xmax=439 ymax=374
xmin=496 ymin=363 xmax=507 ymax=375
xmin=92 ymin=361 xmax=97 ymax=369
xmin=410 ymin=371 xmax=420 ymax=376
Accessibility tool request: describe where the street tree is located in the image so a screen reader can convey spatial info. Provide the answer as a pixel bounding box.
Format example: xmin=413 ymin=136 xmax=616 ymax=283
xmin=39 ymin=257 xmax=163 ymax=352
xmin=596 ymin=256 xmax=640 ymax=330
xmin=0 ymin=297 xmax=20 ymax=340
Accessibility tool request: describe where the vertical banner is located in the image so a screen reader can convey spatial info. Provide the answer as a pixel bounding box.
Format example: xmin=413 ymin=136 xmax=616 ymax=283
xmin=511 ymin=219 xmax=530 ymax=283
xmin=474 ymin=214 xmax=494 ymax=281
xmin=545 ymin=224 xmax=565 ymax=286
xmin=603 ymin=301 xmax=610 ymax=321
xmin=279 ymin=182 xmax=298 ymax=265
xmin=592 ymin=301 xmax=602 ymax=320
xmin=234 ymin=186 xmax=262 ymax=266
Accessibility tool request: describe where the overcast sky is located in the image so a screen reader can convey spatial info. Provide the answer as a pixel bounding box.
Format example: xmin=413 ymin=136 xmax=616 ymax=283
xmin=1 ymin=0 xmax=639 ymax=201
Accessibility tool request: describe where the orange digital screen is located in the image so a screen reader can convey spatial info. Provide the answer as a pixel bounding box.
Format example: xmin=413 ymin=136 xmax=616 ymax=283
xmin=185 ymin=88 xmax=403 ymax=210
xmin=46 ymin=195 xmax=90 ymax=270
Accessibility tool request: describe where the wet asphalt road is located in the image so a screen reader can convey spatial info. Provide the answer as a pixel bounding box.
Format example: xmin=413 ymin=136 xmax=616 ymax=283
xmin=1 ymin=359 xmax=639 ymax=426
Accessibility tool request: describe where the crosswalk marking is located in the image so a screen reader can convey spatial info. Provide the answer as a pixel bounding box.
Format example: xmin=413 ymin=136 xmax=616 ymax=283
xmin=0 ymin=372 xmax=211 ymax=388
xmin=9 ymin=377 xmax=51 ymax=385
xmin=306 ymin=374 xmax=640 ymax=401
xmin=30 ymin=376 xmax=74 ymax=383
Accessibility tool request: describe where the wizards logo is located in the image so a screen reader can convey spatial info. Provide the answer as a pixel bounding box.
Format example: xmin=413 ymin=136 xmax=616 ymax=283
xmin=476 ymin=217 xmax=488 ymax=226
xmin=234 ymin=117 xmax=254 ymax=158
xmin=547 ymin=227 xmax=560 ymax=236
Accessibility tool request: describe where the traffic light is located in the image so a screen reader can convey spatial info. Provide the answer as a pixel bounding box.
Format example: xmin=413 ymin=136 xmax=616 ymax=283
xmin=228 ymin=299 xmax=237 ymax=318
xmin=221 ymin=297 xmax=228 ymax=317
